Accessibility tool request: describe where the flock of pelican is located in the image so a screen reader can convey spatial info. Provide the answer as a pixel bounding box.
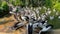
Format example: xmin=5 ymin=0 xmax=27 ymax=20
xmin=9 ymin=6 xmax=53 ymax=34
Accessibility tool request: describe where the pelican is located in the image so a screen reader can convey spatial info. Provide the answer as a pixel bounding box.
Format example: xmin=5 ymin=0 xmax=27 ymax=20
xmin=39 ymin=24 xmax=53 ymax=34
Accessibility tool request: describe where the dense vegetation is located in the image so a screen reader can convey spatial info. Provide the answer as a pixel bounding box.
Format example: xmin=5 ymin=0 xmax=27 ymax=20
xmin=0 ymin=1 xmax=9 ymax=18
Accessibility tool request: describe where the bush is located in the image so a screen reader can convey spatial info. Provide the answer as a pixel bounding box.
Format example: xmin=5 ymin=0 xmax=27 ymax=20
xmin=0 ymin=1 xmax=9 ymax=18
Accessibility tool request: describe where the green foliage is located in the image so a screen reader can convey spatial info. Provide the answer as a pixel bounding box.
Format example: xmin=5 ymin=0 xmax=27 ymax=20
xmin=14 ymin=0 xmax=22 ymax=6
xmin=8 ymin=0 xmax=54 ymax=7
xmin=0 ymin=1 xmax=9 ymax=18
xmin=1 ymin=1 xmax=9 ymax=11
xmin=9 ymin=0 xmax=24 ymax=6
xmin=45 ymin=0 xmax=53 ymax=8
xmin=0 ymin=0 xmax=2 ymax=7
xmin=54 ymin=3 xmax=60 ymax=11
xmin=9 ymin=0 xmax=13 ymax=3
